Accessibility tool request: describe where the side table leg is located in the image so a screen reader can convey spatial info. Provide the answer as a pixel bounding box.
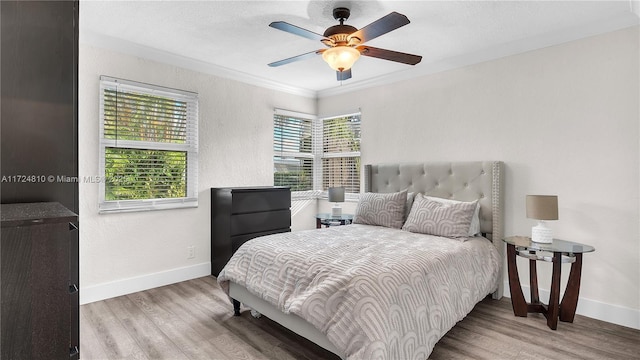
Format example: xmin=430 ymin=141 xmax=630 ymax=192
xmin=529 ymin=251 xmax=539 ymax=304
xmin=547 ymin=252 xmax=562 ymax=330
xmin=560 ymin=253 xmax=583 ymax=323
xmin=507 ymin=244 xmax=528 ymax=316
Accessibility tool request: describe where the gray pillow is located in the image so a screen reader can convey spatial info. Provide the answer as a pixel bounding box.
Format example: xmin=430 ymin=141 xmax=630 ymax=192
xmin=402 ymin=193 xmax=478 ymax=240
xmin=423 ymin=195 xmax=481 ymax=236
xmin=353 ymin=190 xmax=408 ymax=229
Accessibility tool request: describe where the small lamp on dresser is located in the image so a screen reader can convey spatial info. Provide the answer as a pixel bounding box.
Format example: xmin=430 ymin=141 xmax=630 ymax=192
xmin=328 ymin=187 xmax=345 ymax=217
xmin=526 ymin=195 xmax=558 ymax=243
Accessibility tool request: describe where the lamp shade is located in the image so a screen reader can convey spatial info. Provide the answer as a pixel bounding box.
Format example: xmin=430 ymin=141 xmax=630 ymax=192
xmin=322 ymin=46 xmax=360 ymax=72
xmin=328 ymin=187 xmax=345 ymax=203
xmin=526 ymin=195 xmax=558 ymax=220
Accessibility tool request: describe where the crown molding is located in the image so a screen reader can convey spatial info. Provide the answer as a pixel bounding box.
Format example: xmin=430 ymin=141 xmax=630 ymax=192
xmin=80 ymin=30 xmax=318 ymax=99
xmin=81 ymin=12 xmax=637 ymax=101
xmin=317 ymin=14 xmax=639 ymax=98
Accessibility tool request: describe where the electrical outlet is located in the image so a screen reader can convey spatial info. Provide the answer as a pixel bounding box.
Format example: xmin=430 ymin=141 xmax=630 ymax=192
xmin=187 ymin=246 xmax=195 ymax=259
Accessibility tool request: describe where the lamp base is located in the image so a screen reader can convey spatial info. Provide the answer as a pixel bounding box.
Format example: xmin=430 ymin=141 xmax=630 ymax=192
xmin=531 ymin=221 xmax=553 ymax=243
xmin=331 ymin=205 xmax=342 ymax=217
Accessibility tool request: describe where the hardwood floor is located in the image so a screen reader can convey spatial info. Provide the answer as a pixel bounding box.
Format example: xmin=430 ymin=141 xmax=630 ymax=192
xmin=81 ymin=276 xmax=640 ymax=360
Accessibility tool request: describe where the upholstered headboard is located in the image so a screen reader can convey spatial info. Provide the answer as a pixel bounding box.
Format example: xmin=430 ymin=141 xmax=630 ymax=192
xmin=364 ymin=161 xmax=504 ymax=298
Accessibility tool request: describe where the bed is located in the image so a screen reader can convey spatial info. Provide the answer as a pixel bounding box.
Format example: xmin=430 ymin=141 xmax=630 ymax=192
xmin=217 ymin=161 xmax=504 ymax=359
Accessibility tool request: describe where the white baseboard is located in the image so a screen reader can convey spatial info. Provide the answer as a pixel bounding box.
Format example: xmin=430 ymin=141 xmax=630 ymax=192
xmin=80 ymin=262 xmax=211 ymax=305
xmin=502 ymin=281 xmax=640 ymax=330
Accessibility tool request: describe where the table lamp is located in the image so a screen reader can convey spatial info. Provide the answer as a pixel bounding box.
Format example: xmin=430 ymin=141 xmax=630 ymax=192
xmin=328 ymin=187 xmax=345 ymax=217
xmin=526 ymin=195 xmax=558 ymax=243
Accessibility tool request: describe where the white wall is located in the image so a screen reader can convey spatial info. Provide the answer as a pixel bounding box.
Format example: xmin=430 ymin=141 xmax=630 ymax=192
xmin=79 ymin=45 xmax=316 ymax=303
xmin=79 ymin=26 xmax=639 ymax=329
xmin=318 ymin=27 xmax=639 ymax=328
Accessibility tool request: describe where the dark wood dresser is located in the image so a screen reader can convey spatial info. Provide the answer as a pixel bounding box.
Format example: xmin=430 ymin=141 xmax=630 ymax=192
xmin=1 ymin=202 xmax=79 ymax=359
xmin=211 ymin=187 xmax=291 ymax=276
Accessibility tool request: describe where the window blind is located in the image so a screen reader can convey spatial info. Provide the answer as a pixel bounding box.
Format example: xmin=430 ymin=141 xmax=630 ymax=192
xmin=99 ymin=76 xmax=198 ymax=213
xmin=274 ymin=110 xmax=361 ymax=197
xmin=273 ymin=113 xmax=314 ymax=192
xmin=321 ymin=114 xmax=361 ymax=193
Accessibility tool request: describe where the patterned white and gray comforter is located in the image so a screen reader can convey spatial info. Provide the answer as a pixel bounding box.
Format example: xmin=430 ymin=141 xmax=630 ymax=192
xmin=217 ymin=224 xmax=501 ymax=360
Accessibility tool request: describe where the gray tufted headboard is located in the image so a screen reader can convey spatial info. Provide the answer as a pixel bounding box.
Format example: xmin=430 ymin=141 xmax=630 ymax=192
xmin=364 ymin=161 xmax=504 ymax=298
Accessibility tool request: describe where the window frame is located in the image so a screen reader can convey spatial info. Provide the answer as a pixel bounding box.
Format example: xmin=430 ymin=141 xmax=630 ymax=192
xmin=273 ymin=109 xmax=317 ymax=199
xmin=273 ymin=109 xmax=361 ymax=200
xmin=320 ymin=112 xmax=361 ymax=196
xmin=98 ymin=76 xmax=199 ymax=213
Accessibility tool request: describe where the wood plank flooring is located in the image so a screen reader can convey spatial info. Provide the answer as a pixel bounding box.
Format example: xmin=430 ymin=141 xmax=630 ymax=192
xmin=81 ymin=276 xmax=640 ymax=359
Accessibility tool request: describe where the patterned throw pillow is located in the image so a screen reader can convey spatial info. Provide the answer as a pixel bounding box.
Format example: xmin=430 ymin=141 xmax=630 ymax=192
xmin=402 ymin=193 xmax=478 ymax=240
xmin=353 ymin=190 xmax=408 ymax=229
xmin=423 ymin=196 xmax=481 ymax=236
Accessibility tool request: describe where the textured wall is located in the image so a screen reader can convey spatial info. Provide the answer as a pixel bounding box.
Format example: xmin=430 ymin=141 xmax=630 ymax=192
xmin=79 ymin=25 xmax=639 ymax=328
xmin=318 ymin=27 xmax=639 ymax=326
xmin=79 ymin=45 xmax=315 ymax=301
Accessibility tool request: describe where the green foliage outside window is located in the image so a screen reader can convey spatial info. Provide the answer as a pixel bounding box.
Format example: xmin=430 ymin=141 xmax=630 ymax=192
xmin=105 ymin=148 xmax=186 ymax=200
xmin=104 ymin=89 xmax=189 ymax=200
xmin=273 ymin=156 xmax=313 ymax=191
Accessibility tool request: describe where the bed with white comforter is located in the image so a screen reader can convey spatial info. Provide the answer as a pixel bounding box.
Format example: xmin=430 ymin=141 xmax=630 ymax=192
xmin=218 ymin=223 xmax=501 ymax=359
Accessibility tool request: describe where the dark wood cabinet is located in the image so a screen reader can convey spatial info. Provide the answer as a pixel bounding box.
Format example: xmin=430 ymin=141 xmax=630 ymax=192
xmin=1 ymin=2 xmax=80 ymax=357
xmin=211 ymin=187 xmax=291 ymax=276
xmin=1 ymin=202 xmax=79 ymax=359
xmin=1 ymin=0 xmax=79 ymax=213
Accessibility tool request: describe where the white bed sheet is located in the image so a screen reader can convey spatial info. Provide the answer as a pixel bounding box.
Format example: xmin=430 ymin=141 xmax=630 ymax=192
xmin=218 ymin=224 xmax=500 ymax=360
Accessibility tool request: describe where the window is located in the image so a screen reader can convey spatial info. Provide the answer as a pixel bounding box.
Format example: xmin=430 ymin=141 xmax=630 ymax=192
xmin=321 ymin=114 xmax=361 ymax=194
xmin=273 ymin=111 xmax=314 ymax=193
xmin=99 ymin=76 xmax=198 ymax=213
xmin=273 ymin=109 xmax=361 ymax=197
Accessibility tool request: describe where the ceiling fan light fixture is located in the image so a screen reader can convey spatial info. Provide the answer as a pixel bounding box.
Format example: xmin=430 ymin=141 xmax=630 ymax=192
xmin=322 ymin=46 xmax=360 ymax=72
xmin=269 ymin=8 xmax=420 ymax=80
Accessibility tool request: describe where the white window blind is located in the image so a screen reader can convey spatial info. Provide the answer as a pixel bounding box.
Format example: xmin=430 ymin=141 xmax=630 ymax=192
xmin=273 ymin=111 xmax=315 ymax=192
xmin=274 ymin=110 xmax=361 ymax=197
xmin=99 ymin=76 xmax=198 ymax=213
xmin=321 ymin=113 xmax=361 ymax=194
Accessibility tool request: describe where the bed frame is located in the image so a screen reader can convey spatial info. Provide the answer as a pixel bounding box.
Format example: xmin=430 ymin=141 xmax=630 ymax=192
xmin=228 ymin=161 xmax=504 ymax=358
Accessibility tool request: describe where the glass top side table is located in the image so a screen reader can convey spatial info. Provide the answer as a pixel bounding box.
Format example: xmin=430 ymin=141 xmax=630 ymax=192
xmin=502 ymin=236 xmax=595 ymax=330
xmin=315 ymin=213 xmax=354 ymax=229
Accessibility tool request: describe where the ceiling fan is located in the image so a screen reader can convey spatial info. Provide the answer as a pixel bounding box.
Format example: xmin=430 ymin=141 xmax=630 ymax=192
xmin=268 ymin=7 xmax=422 ymax=81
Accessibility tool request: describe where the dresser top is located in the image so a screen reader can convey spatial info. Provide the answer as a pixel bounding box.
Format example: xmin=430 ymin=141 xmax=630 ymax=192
xmin=1 ymin=202 xmax=77 ymax=227
xmin=211 ymin=186 xmax=290 ymax=192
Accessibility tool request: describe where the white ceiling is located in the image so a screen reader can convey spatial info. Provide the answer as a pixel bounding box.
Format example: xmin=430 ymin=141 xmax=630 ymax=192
xmin=80 ymin=1 xmax=639 ymax=98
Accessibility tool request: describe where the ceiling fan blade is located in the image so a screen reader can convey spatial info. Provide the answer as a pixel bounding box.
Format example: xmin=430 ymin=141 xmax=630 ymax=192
xmin=269 ymin=21 xmax=328 ymax=41
xmin=348 ymin=12 xmax=410 ymax=43
xmin=357 ymin=46 xmax=422 ymax=65
xmin=268 ymin=50 xmax=322 ymax=67
xmin=336 ymin=69 xmax=352 ymax=81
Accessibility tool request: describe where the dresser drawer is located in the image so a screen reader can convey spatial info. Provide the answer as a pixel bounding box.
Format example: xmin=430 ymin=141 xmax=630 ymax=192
xmin=211 ymin=186 xmax=291 ymax=276
xmin=231 ymin=228 xmax=291 ymax=253
xmin=231 ymin=189 xmax=290 ymax=214
xmin=230 ymin=210 xmax=290 ymax=236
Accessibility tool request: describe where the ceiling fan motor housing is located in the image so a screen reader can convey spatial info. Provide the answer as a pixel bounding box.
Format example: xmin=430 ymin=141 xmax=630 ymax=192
xmin=323 ymin=24 xmax=358 ymax=42
xmin=323 ymin=8 xmax=360 ymax=46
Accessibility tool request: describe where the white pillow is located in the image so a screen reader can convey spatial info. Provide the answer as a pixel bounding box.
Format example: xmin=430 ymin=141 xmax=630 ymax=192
xmin=422 ymin=196 xmax=481 ymax=236
xmin=404 ymin=192 xmax=416 ymax=222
